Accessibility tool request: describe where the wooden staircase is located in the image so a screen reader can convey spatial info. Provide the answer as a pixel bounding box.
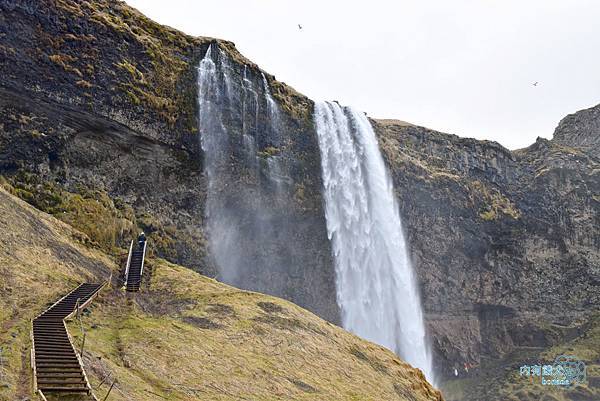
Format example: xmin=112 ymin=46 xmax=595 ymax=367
xmin=124 ymin=240 xmax=146 ymax=292
xmin=32 ymin=283 xmax=104 ymax=396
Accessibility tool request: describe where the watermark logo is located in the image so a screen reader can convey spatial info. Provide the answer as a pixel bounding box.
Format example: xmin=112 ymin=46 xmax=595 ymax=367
xmin=519 ymin=355 xmax=586 ymax=388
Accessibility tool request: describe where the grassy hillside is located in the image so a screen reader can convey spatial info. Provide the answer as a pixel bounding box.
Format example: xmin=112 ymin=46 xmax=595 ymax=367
xmin=0 ymin=186 xmax=114 ymax=400
xmin=0 ymin=187 xmax=442 ymax=401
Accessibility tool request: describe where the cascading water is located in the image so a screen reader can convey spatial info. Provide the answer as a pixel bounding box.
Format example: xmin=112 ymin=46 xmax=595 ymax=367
xmin=261 ymin=72 xmax=287 ymax=190
xmin=198 ymin=44 xmax=241 ymax=285
xmin=199 ymin=43 xmax=433 ymax=381
xmin=314 ymin=101 xmax=435 ymax=383
xmin=197 ymin=43 xmax=292 ymax=288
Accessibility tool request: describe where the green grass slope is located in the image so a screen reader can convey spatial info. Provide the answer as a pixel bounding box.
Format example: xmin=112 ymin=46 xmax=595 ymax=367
xmin=0 ymin=187 xmax=442 ymax=401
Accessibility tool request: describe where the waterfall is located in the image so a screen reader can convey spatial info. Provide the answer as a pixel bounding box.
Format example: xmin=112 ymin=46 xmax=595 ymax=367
xmin=197 ymin=43 xmax=291 ymax=287
xmin=198 ymin=44 xmax=240 ymax=285
xmin=261 ymin=72 xmax=287 ymax=190
xmin=199 ymin=43 xmax=433 ymax=382
xmin=262 ymin=72 xmax=280 ymax=128
xmin=314 ymin=101 xmax=434 ymax=383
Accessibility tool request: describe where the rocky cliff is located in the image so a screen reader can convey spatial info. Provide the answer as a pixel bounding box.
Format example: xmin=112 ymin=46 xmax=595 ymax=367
xmin=553 ymin=103 xmax=600 ymax=155
xmin=0 ymin=0 xmax=338 ymax=322
xmin=0 ymin=0 xmax=210 ymax=269
xmin=373 ymin=119 xmax=599 ymax=400
xmin=1 ymin=1 xmax=598 ymax=400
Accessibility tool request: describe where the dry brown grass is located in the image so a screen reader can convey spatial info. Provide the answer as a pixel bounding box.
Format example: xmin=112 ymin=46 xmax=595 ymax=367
xmin=71 ymin=260 xmax=442 ymax=400
xmin=0 ymin=187 xmax=441 ymax=401
xmin=0 ymin=188 xmax=115 ymax=399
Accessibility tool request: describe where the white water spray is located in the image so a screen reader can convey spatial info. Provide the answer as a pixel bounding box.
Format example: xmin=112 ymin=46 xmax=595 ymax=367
xmin=197 ymin=44 xmax=292 ymax=286
xmin=314 ymin=101 xmax=434 ymax=383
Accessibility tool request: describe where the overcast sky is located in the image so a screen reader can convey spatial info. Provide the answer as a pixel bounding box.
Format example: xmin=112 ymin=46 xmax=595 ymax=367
xmin=126 ymin=0 xmax=600 ymax=149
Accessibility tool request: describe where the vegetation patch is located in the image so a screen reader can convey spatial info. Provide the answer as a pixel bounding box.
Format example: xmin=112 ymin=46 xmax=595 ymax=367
xmin=2 ymin=172 xmax=134 ymax=250
xmin=349 ymin=345 xmax=389 ymax=375
xmin=75 ymin=79 xmax=93 ymax=88
xmin=254 ymin=315 xmax=305 ymax=332
xmin=49 ymin=53 xmax=83 ymax=77
xmin=206 ymin=303 xmax=236 ymax=317
xmin=257 ymin=146 xmax=280 ymax=158
xmin=470 ymin=180 xmax=521 ymax=221
xmin=395 ymin=382 xmax=420 ymax=401
xmin=288 ymin=377 xmax=318 ymax=393
xmin=182 ymin=316 xmax=222 ymax=330
xmin=257 ymin=301 xmax=285 ymax=314
xmin=82 ymin=0 xmax=202 ymax=127
xmin=1 ymin=173 xmax=186 ymax=261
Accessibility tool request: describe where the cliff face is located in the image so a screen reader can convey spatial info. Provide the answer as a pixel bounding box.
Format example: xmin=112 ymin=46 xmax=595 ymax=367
xmin=0 ymin=0 xmax=209 ymax=271
xmin=0 ymin=0 xmax=338 ymax=322
xmin=374 ymin=120 xmax=599 ymax=399
xmin=1 ymin=1 xmax=598 ymax=399
xmin=553 ymin=103 xmax=600 ymax=155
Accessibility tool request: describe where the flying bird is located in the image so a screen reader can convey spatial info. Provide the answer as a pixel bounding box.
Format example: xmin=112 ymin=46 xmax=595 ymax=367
xmin=533 ymin=81 xmax=538 ymax=86
xmin=298 ymin=24 xmax=303 ymax=30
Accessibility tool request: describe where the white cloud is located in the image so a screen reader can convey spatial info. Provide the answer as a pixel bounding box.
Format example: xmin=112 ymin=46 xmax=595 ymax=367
xmin=125 ymin=0 xmax=600 ymax=149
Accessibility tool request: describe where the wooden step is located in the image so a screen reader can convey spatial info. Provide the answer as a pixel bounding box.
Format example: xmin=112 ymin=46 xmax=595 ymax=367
xmin=39 ymin=386 xmax=90 ymax=393
xmin=36 ymin=351 xmax=77 ymax=357
xmin=38 ymin=378 xmax=86 ymax=384
xmin=36 ymin=355 xmax=79 ymax=361
xmin=34 ymin=342 xmax=72 ymax=346
xmin=36 ymin=359 xmax=79 ymax=365
xmin=31 ymin=282 xmax=104 ymax=396
xmin=37 ymin=371 xmax=84 ymax=376
xmin=37 ymin=368 xmax=82 ymax=372
xmin=35 ymin=346 xmax=75 ymax=351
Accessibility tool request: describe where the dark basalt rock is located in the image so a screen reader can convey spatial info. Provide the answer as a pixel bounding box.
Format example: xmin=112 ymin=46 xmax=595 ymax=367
xmin=0 ymin=0 xmax=338 ymax=323
xmin=373 ymin=118 xmax=599 ymax=381
xmin=553 ymin=103 xmax=600 ymax=155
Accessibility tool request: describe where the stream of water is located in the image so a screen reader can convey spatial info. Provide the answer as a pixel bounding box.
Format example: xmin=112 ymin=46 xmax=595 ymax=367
xmin=314 ymin=101 xmax=434 ymax=383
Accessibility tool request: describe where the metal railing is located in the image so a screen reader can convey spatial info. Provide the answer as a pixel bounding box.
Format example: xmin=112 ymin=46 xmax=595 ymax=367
xmin=122 ymin=240 xmax=134 ymax=288
xmin=123 ymin=239 xmax=147 ymax=291
xmin=139 ymin=240 xmax=147 ymax=283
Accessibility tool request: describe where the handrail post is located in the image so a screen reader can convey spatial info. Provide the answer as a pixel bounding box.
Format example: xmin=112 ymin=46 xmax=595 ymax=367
xmin=139 ymin=240 xmax=147 ymax=289
xmin=30 ymin=319 xmax=37 ymax=393
xmin=123 ymin=240 xmax=134 ymax=288
xmin=102 ymin=380 xmax=117 ymax=401
xmin=75 ymin=298 xmax=81 ymax=318
xmin=80 ymin=332 xmax=86 ymax=360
